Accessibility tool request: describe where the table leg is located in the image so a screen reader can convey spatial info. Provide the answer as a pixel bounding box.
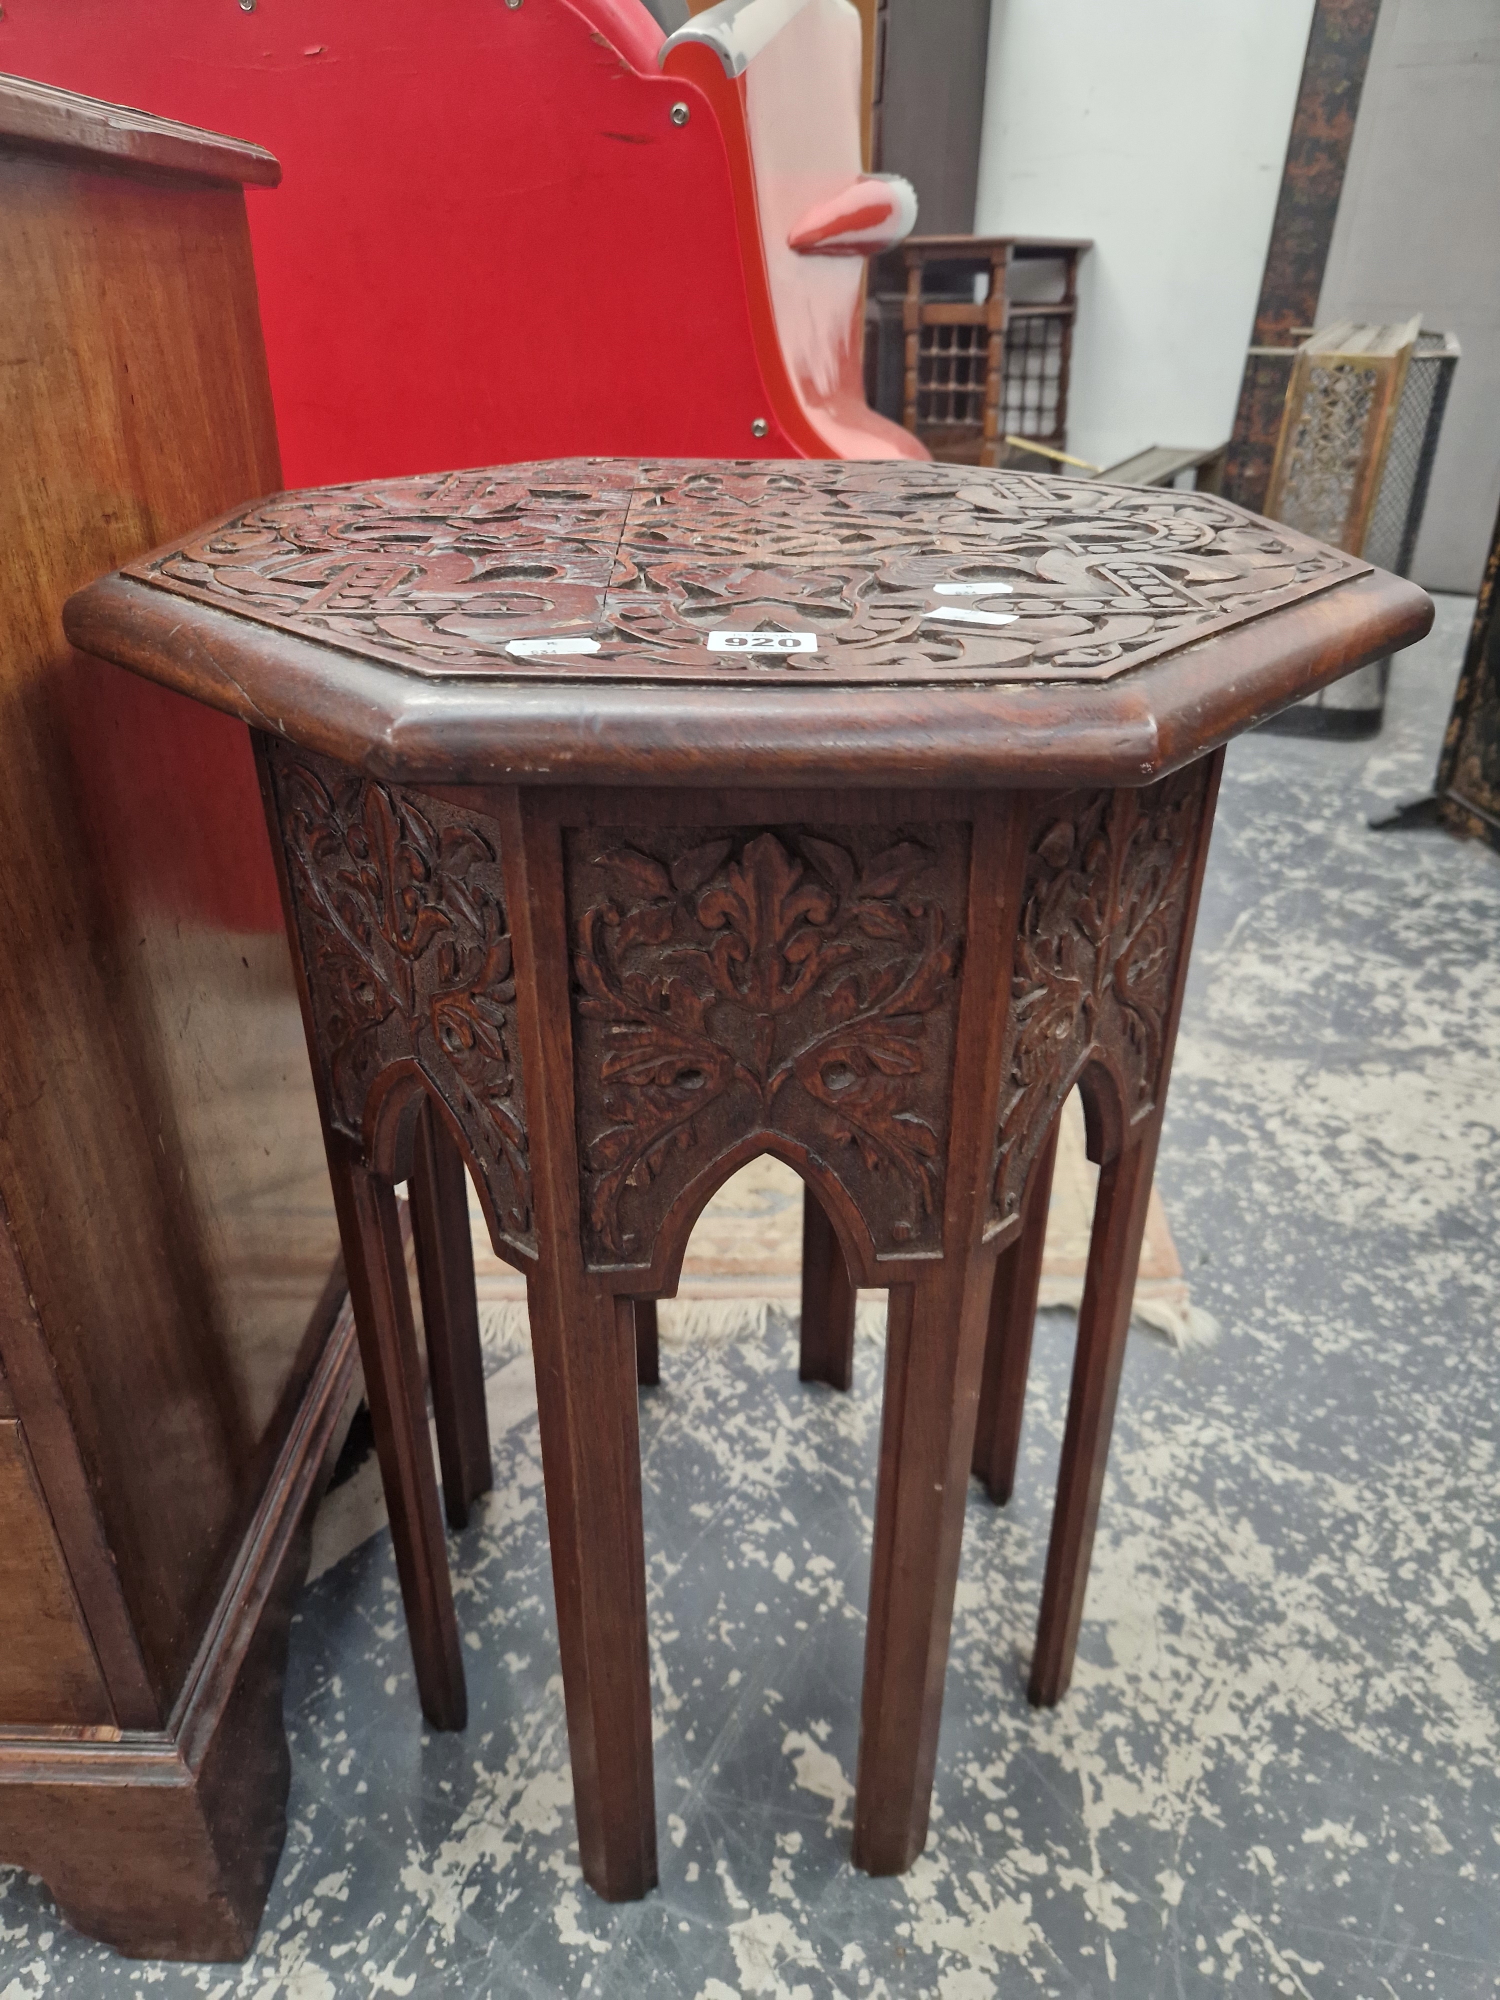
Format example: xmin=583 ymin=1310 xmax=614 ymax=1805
xmin=527 ymin=1267 xmax=657 ymax=1902
xmin=633 ymin=1299 xmax=660 ymax=1387
xmin=1028 ymin=1117 xmax=1161 ymax=1707
xmin=852 ymin=1258 xmax=991 ymax=1875
xmin=327 ymin=1145 xmax=467 ymax=1731
xmin=409 ymin=1100 xmax=492 ymax=1530
xmin=972 ymin=1119 xmax=1060 ymax=1503
xmin=799 ymin=1188 xmax=857 ymax=1391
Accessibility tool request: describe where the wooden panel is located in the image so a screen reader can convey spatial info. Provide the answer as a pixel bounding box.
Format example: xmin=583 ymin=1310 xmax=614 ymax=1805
xmin=0 ymin=1188 xmax=153 ymax=1726
xmin=0 ymin=142 xmax=341 ymax=1707
xmin=0 ymin=1423 xmax=112 ymax=1726
xmin=874 ymin=0 xmax=992 ymax=231
xmin=0 ymin=1298 xmax=361 ymax=1960
xmin=1433 ymin=493 xmax=1500 ymax=852
xmin=564 ymin=817 xmax=968 ymax=1273
xmin=852 ymin=0 xmax=882 ymax=170
xmin=0 ymin=71 xmax=280 ymax=187
xmin=1264 ymin=320 xmax=1418 ymax=555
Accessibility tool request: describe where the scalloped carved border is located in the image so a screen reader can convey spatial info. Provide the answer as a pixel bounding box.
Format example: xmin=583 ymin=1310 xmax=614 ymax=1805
xmin=267 ymin=747 xmax=533 ymax=1256
xmin=990 ymin=763 xmax=1213 ymax=1230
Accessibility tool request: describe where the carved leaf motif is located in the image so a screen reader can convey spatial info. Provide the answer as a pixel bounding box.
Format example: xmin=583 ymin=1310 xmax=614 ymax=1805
xmin=990 ymin=765 xmax=1211 ymax=1228
xmin=273 ymin=748 xmax=533 ymax=1254
xmin=693 ymin=834 xmax=843 ymax=1013
xmin=608 ymin=848 xmax=673 ymax=898
xmin=671 ymin=839 xmax=733 ymax=895
xmin=568 ymin=825 xmax=966 ymax=1263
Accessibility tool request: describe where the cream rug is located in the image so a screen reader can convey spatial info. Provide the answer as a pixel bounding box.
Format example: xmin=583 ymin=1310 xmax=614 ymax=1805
xmin=309 ymin=1095 xmax=1205 ymax=1579
xmin=469 ymin=1092 xmax=1209 ymax=1347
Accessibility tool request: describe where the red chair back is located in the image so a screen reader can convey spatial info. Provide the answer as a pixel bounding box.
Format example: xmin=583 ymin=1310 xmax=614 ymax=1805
xmin=4 ymin=0 xmax=920 ymax=479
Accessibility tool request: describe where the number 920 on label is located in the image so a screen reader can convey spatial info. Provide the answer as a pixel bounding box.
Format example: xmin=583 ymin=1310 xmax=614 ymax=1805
xmin=706 ymin=630 xmax=818 ymax=654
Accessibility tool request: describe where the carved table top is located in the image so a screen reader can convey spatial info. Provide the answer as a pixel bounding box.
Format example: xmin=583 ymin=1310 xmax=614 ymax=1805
xmin=65 ymin=459 xmax=1431 ymax=789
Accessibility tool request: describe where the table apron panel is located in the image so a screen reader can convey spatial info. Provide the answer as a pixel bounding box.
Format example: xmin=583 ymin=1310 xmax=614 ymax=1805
xmin=258 ymin=757 xmax=1223 ymax=1296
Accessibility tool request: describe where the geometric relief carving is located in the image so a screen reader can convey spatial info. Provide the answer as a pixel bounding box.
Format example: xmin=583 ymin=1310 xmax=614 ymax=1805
xmin=565 ymin=823 xmax=968 ymax=1268
xmin=602 ymin=466 xmax=1363 ymax=685
xmin=989 ymin=761 xmax=1213 ymax=1230
xmin=125 ymin=459 xmax=1367 ymax=689
xmin=269 ymin=746 xmax=533 ymax=1255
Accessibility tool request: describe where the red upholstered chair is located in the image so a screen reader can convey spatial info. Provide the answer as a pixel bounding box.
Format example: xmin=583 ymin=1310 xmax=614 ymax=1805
xmin=6 ymin=0 xmax=922 ymax=482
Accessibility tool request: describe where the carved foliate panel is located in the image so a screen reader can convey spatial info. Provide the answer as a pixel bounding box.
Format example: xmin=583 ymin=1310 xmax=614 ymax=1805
xmin=268 ymin=747 xmax=533 ymax=1255
xmin=125 ymin=459 xmax=1366 ymax=688
xmin=989 ymin=762 xmax=1213 ymax=1229
xmin=565 ymin=823 xmax=968 ymax=1268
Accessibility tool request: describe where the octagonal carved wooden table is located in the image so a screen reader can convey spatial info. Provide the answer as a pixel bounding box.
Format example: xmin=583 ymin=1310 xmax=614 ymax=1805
xmin=65 ymin=459 xmax=1430 ymax=1904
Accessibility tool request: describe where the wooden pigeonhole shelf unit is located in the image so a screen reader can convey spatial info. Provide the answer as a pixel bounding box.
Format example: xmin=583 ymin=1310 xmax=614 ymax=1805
xmin=900 ymin=234 xmax=1091 ymax=468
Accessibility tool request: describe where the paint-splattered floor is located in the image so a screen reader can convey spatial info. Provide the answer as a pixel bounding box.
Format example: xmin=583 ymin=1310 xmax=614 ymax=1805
xmin=4 ymin=596 xmax=1498 ymax=1998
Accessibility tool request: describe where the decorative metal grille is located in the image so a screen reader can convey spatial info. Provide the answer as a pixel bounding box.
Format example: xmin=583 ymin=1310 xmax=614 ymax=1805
xmin=1364 ymin=331 xmax=1459 ymax=577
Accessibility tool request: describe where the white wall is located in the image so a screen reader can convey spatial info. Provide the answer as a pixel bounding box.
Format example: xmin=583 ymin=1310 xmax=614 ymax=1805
xmin=974 ymin=0 xmax=1316 ymax=471
xmin=1318 ymin=0 xmax=1500 ymax=593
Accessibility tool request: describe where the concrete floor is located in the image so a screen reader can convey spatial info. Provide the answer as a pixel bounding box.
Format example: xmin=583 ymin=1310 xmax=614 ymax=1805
xmin=3 ymin=596 xmax=1498 ymax=1997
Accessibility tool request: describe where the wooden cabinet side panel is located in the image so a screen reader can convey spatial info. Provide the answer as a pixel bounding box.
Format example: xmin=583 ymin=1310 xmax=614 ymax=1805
xmin=0 ymin=152 xmax=341 ymax=1707
xmin=0 ymin=1188 xmax=155 ymax=1726
xmin=0 ymin=1423 xmax=112 ymax=1726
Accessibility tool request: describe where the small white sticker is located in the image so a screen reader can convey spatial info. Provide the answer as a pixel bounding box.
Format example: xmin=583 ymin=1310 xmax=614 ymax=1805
xmin=923 ymin=607 xmax=1019 ymax=628
xmin=933 ymin=580 xmax=1014 ymax=594
xmin=707 ymin=629 xmax=818 ymax=654
xmin=505 ymin=636 xmax=601 ymax=658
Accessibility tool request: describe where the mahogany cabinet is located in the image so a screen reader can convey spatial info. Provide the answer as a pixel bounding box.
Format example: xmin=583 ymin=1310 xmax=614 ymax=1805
xmin=0 ymin=76 xmax=348 ymax=1957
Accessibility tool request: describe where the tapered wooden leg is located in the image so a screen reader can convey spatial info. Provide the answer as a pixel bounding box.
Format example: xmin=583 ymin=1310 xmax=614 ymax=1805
xmin=528 ymin=1270 xmax=657 ymax=1901
xmin=1029 ymin=1121 xmax=1161 ymax=1708
xmin=409 ymin=1100 xmax=492 ymax=1529
xmin=327 ymin=1145 xmax=466 ymax=1730
xmin=799 ymin=1188 xmax=858 ymax=1390
xmin=972 ymin=1120 xmax=1060 ymax=1503
xmin=853 ymin=1258 xmax=992 ymax=1875
xmin=634 ymin=1299 xmax=660 ymax=1386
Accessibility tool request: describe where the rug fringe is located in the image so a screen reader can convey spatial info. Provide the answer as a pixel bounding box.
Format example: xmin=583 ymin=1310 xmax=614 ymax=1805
xmin=480 ymin=1288 xmax=1216 ymax=1357
xmin=1038 ymin=1278 xmax=1219 ymax=1352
